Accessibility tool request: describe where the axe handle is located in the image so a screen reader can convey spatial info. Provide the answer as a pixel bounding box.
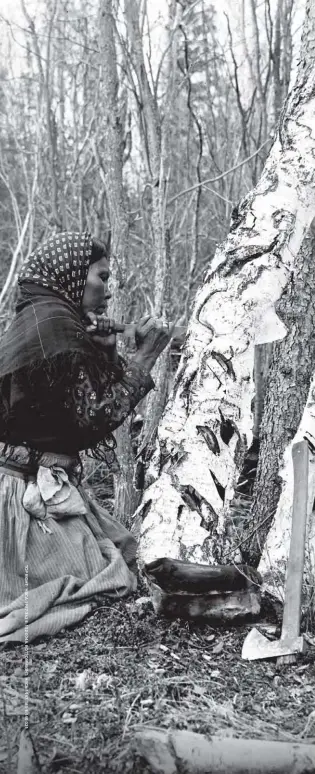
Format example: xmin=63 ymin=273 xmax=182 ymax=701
xmin=92 ymin=317 xmax=186 ymax=343
xmin=281 ymin=440 xmax=309 ymax=641
xmin=120 ymin=322 xmax=185 ymax=343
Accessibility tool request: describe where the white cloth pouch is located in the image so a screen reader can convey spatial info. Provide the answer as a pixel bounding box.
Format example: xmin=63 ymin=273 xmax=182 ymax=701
xmin=22 ymin=465 xmax=88 ymax=520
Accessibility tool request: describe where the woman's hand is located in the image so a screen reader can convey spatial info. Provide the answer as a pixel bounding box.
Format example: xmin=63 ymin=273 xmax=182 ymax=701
xmin=132 ymin=316 xmax=173 ymax=372
xmin=85 ymin=311 xmax=124 ymax=361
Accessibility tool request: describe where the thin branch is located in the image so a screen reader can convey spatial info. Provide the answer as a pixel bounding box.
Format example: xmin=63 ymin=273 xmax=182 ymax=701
xmin=0 ymin=211 xmax=31 ymax=313
xmin=167 ymin=138 xmax=272 ymax=206
xmin=202 ymin=184 xmax=234 ymax=205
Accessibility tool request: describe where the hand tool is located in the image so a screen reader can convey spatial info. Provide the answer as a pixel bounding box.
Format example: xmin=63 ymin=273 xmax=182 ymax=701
xmin=242 ymin=439 xmax=309 ymax=662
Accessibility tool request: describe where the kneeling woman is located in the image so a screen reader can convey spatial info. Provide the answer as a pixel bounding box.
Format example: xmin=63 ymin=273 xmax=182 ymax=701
xmin=0 ymin=232 xmax=170 ymax=643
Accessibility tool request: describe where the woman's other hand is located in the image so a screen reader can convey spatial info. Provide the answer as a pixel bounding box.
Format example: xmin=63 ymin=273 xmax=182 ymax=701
xmin=133 ymin=316 xmax=173 ymax=372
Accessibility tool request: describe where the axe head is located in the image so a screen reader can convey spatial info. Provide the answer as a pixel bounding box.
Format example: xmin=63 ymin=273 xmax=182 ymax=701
xmin=241 ymin=627 xmax=307 ymax=661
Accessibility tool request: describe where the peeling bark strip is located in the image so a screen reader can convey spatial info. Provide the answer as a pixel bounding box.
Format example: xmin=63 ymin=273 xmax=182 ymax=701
xmin=135 ymin=0 xmax=315 ymax=571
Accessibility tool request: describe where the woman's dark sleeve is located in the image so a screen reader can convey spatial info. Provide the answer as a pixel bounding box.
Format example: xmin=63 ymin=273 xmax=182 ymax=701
xmin=67 ymin=358 xmax=155 ymax=436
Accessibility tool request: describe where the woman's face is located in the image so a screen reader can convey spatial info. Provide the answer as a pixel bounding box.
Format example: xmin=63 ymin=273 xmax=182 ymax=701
xmin=81 ymin=255 xmax=112 ymax=314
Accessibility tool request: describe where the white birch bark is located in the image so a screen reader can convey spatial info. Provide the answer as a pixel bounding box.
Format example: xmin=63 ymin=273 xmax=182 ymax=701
xmin=134 ymin=0 xmax=315 ymax=578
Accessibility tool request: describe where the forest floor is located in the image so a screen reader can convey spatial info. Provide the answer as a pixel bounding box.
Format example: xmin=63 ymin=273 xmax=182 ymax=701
xmin=0 ymin=583 xmax=315 ymax=774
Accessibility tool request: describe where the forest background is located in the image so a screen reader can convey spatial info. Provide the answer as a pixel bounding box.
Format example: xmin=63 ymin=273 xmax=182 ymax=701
xmin=0 ymin=0 xmax=310 ymax=579
xmin=2 ymin=4 xmax=315 ymax=773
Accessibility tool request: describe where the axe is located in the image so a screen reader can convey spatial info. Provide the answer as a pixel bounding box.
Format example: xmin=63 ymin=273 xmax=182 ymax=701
xmin=242 ymin=439 xmax=309 ymax=663
xmin=87 ymin=314 xmax=186 ymax=346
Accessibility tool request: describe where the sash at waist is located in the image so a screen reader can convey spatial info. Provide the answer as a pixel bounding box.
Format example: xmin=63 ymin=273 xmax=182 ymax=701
xmin=0 ymin=444 xmax=86 ymax=526
xmin=0 ymin=443 xmax=80 ymax=476
xmin=0 ymin=460 xmax=36 ymax=480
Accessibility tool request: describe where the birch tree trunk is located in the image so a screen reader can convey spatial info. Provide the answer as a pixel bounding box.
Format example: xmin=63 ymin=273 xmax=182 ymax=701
xmin=134 ymin=0 xmax=315 ymax=580
xmin=98 ymin=0 xmax=139 ymax=525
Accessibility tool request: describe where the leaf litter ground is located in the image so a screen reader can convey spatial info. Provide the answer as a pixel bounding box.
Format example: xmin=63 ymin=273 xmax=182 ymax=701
xmin=0 ymin=586 xmax=314 ymax=774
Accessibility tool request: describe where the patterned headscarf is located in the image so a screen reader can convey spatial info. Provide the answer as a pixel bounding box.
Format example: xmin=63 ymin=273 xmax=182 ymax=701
xmin=18 ymin=231 xmax=93 ymax=307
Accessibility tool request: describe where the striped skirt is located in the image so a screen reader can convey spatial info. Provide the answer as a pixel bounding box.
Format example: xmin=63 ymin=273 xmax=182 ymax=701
xmin=0 ymin=447 xmax=137 ymax=643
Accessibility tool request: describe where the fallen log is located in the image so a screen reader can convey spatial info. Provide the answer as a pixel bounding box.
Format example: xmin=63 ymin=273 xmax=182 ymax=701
xmin=133 ymin=728 xmax=315 ymax=774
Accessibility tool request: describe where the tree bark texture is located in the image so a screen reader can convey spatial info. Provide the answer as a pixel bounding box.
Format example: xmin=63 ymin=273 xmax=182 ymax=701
xmin=241 ymin=220 xmax=315 ymax=567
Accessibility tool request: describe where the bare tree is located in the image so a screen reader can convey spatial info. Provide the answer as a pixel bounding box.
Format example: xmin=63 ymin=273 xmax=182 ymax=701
xmin=117 ymin=0 xmax=186 ymax=477
xmin=96 ymin=0 xmax=139 ymax=524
